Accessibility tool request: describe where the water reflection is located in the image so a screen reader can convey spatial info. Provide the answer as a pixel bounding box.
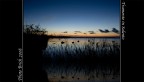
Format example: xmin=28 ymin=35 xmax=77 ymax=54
xmin=43 ymin=38 xmax=120 ymax=82
xmin=43 ymin=62 xmax=120 ymax=82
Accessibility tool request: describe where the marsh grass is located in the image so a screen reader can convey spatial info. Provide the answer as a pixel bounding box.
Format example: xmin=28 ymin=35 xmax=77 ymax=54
xmin=43 ymin=38 xmax=120 ymax=63
xmin=42 ymin=38 xmax=120 ymax=81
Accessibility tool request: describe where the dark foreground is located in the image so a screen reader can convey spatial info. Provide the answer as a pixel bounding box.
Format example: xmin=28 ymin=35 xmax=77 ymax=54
xmin=24 ymin=33 xmax=49 ymax=82
xmin=24 ymin=34 xmax=120 ymax=82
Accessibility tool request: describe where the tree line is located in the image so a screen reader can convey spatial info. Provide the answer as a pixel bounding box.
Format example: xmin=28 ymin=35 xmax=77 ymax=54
xmin=24 ymin=24 xmax=47 ymax=35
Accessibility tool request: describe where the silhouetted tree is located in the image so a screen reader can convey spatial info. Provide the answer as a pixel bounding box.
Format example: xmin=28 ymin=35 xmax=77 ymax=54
xmin=24 ymin=24 xmax=47 ymax=35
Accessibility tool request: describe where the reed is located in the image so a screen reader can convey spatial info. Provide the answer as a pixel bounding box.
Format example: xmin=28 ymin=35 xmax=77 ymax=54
xmin=43 ymin=38 xmax=120 ymax=63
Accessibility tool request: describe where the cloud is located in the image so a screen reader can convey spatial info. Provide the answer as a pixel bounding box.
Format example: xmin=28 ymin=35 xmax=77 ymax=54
xmin=105 ymin=29 xmax=110 ymax=32
xmin=88 ymin=31 xmax=95 ymax=34
xmin=62 ymin=31 xmax=68 ymax=33
xmin=112 ymin=28 xmax=119 ymax=34
xmin=90 ymin=32 xmax=95 ymax=34
xmin=99 ymin=29 xmax=110 ymax=33
xmin=99 ymin=28 xmax=119 ymax=34
xmin=74 ymin=31 xmax=81 ymax=33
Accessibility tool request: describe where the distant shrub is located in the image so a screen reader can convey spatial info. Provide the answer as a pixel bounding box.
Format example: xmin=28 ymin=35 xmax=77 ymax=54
xmin=24 ymin=24 xmax=47 ymax=35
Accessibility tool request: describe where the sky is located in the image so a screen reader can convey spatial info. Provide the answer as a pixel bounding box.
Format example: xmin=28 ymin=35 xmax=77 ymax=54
xmin=24 ymin=0 xmax=120 ymax=37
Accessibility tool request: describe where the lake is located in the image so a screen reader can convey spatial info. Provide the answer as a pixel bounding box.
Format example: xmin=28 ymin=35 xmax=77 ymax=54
xmin=42 ymin=37 xmax=120 ymax=82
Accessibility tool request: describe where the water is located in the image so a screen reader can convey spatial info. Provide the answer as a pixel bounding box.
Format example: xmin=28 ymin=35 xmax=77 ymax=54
xmin=46 ymin=38 xmax=119 ymax=47
xmin=44 ymin=38 xmax=120 ymax=57
xmin=43 ymin=38 xmax=120 ymax=82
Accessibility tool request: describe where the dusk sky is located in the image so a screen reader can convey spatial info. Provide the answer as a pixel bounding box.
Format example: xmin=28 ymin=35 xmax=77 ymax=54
xmin=24 ymin=0 xmax=120 ymax=37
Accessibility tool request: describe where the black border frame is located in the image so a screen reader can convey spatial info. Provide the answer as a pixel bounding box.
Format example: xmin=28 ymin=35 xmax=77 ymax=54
xmin=0 ymin=0 xmax=144 ymax=82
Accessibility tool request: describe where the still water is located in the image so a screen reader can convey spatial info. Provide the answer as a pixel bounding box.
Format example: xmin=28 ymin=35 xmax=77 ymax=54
xmin=43 ymin=38 xmax=120 ymax=82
